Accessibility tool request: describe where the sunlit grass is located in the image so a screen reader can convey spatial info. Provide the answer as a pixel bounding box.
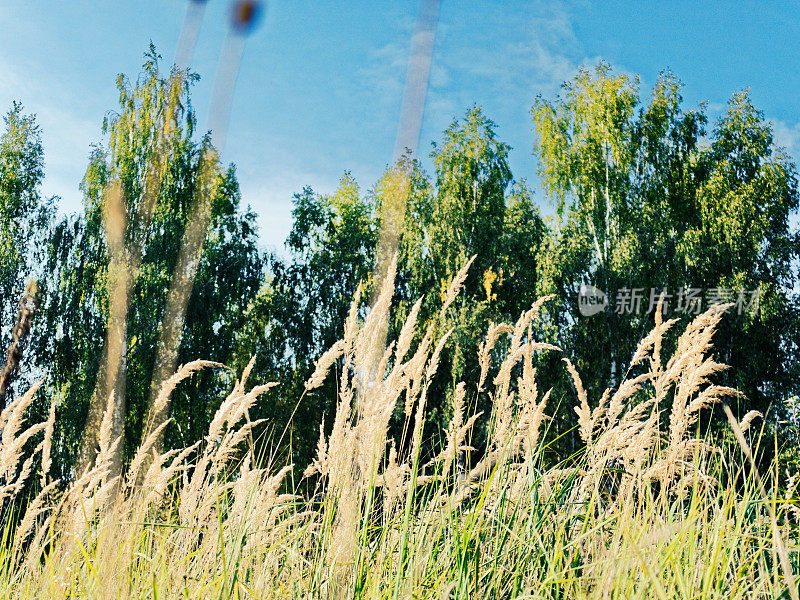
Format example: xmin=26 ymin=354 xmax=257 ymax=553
xmin=0 ymin=265 xmax=798 ymax=599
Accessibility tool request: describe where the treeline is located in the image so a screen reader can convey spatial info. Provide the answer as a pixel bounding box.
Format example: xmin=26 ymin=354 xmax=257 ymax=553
xmin=1 ymin=49 xmax=798 ymax=483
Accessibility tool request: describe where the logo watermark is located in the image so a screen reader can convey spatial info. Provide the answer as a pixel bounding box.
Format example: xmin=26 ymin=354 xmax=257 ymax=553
xmin=577 ymin=286 xmax=760 ymax=317
xmin=578 ymin=284 xmax=608 ymax=317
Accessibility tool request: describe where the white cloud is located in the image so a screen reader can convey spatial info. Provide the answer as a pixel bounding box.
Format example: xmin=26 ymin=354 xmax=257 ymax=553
xmin=706 ymin=101 xmax=726 ymax=114
xmin=0 ymin=54 xmax=104 ymax=216
xmin=441 ymin=1 xmax=583 ymax=103
xmin=242 ymin=179 xmax=297 ymax=256
xmin=351 ymin=0 xmax=594 ymax=191
xmin=362 ymin=38 xmax=409 ymax=106
xmin=239 ymin=166 xmax=346 ymax=255
xmin=359 ymin=2 xmax=583 ymax=120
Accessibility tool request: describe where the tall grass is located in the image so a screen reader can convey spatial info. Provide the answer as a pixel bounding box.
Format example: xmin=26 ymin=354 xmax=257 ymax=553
xmin=0 ymin=259 xmax=798 ymax=599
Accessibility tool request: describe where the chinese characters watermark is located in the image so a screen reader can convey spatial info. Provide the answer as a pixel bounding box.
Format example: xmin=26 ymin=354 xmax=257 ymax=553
xmin=578 ymin=285 xmax=760 ymax=317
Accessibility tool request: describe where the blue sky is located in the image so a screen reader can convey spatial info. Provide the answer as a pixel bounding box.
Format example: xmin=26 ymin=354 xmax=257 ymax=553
xmin=1 ymin=0 xmax=798 ymax=253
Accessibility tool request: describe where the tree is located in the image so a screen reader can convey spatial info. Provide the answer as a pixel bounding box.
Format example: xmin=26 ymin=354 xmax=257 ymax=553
xmin=38 ymin=47 xmax=264 ymax=479
xmin=0 ymin=103 xmax=53 ymax=401
xmin=254 ymin=108 xmax=548 ymax=467
xmin=392 ymin=106 xmax=546 ymax=453
xmin=428 ymin=106 xmax=511 ymax=290
xmin=532 ymin=64 xmax=799 ymax=452
xmin=241 ymin=176 xmax=377 ymax=469
xmin=681 ymin=92 xmax=799 ymax=417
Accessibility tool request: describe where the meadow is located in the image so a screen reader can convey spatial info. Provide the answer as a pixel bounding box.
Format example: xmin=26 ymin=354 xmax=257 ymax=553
xmin=0 ymin=2 xmax=799 ymax=598
xmin=0 ymin=257 xmax=798 ymax=599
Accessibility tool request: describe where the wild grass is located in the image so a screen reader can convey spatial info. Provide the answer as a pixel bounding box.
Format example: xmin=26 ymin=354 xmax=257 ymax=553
xmin=0 ymin=259 xmax=798 ymax=599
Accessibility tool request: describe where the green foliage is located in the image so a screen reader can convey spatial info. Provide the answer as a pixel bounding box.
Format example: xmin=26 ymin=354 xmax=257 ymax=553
xmin=0 ymin=103 xmax=53 ymax=374
xmin=241 ymin=176 xmax=377 ymax=468
xmin=36 ymin=48 xmax=264 ymax=476
xmin=240 ymin=108 xmax=548 ymax=468
xmin=1 ymin=49 xmax=797 ymax=481
xmin=533 ymin=64 xmax=799 ymax=454
xmin=428 ymin=106 xmax=511 ymax=281
xmin=397 ymin=108 xmax=546 ymax=448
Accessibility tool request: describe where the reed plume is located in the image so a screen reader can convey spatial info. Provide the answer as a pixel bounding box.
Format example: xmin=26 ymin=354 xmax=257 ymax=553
xmin=0 ymin=259 xmax=794 ymax=599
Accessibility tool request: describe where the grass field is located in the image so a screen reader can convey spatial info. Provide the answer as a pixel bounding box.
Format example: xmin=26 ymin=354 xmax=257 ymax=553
xmin=0 ymin=263 xmax=798 ymax=599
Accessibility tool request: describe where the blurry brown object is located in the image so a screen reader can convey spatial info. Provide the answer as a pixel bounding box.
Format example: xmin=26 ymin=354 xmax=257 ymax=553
xmin=231 ymin=0 xmax=260 ymax=32
xmin=0 ymin=279 xmax=40 ymax=402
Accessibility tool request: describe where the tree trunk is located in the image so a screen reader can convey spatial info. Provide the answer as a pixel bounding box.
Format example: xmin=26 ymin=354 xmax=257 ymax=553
xmin=0 ymin=280 xmax=39 ymax=404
